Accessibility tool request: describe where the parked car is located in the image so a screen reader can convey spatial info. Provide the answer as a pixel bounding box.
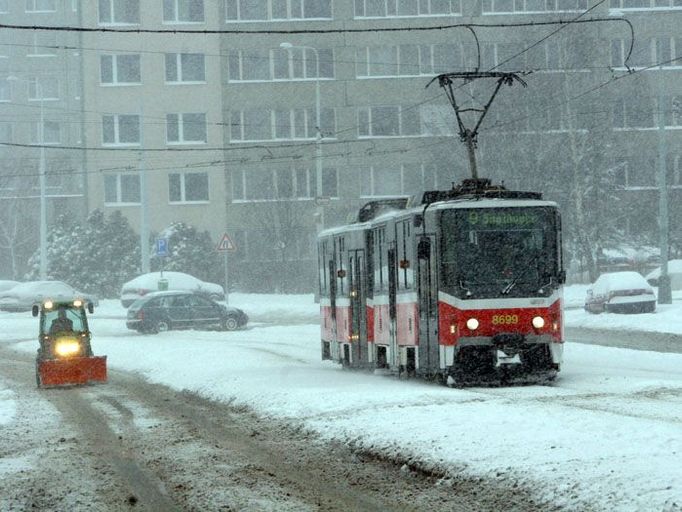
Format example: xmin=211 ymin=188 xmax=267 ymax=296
xmin=0 ymin=280 xmax=20 ymax=293
xmin=645 ymin=260 xmax=682 ymax=291
xmin=584 ymin=271 xmax=656 ymax=314
xmin=0 ymin=281 xmax=99 ymax=312
xmin=126 ymin=291 xmax=247 ymax=334
xmin=120 ymin=271 xmax=225 ymax=308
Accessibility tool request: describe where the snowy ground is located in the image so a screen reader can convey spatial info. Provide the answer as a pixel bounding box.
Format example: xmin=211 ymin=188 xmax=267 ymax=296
xmin=1 ymin=287 xmax=681 ymax=511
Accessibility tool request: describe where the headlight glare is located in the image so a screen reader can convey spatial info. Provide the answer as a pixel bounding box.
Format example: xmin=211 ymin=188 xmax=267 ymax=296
xmin=532 ymin=316 xmax=545 ymax=329
xmin=54 ymin=338 xmax=81 ymax=357
xmin=466 ymin=318 xmax=479 ymax=330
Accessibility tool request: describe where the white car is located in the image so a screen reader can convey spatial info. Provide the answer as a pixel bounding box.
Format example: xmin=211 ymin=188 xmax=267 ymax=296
xmin=0 ymin=281 xmax=99 ymax=312
xmin=645 ymin=260 xmax=682 ymax=291
xmin=0 ymin=280 xmax=20 ymax=293
xmin=584 ymin=271 xmax=656 ymax=314
xmin=120 ymin=271 xmax=225 ymax=308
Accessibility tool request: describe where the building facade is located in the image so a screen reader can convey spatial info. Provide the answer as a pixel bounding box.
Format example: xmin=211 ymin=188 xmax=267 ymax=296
xmin=10 ymin=0 xmax=678 ymax=288
xmin=0 ymin=0 xmax=85 ymax=278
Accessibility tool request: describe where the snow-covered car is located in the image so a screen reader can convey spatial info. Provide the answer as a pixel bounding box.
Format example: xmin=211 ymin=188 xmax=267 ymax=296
xmin=126 ymin=291 xmax=247 ymax=333
xmin=584 ymin=271 xmax=656 ymax=314
xmin=645 ymin=260 xmax=682 ymax=291
xmin=0 ymin=281 xmax=99 ymax=312
xmin=0 ymin=280 xmax=20 ymax=293
xmin=120 ymin=271 xmax=225 ymax=308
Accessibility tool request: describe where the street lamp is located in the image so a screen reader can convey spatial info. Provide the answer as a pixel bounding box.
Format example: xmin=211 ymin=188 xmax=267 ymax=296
xmin=279 ymin=42 xmax=325 ymax=230
xmin=8 ymin=75 xmax=48 ymax=279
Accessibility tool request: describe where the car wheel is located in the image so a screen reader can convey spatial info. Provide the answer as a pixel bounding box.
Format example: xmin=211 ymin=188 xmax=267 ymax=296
xmin=151 ymin=320 xmax=171 ymax=334
xmin=224 ymin=316 xmax=239 ymax=331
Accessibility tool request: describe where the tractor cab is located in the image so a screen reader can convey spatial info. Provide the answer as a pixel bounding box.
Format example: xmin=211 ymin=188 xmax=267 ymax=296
xmin=33 ymin=299 xmax=107 ymax=388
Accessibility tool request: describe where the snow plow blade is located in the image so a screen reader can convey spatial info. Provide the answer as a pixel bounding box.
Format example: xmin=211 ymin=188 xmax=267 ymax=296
xmin=37 ymin=356 xmax=107 ymax=388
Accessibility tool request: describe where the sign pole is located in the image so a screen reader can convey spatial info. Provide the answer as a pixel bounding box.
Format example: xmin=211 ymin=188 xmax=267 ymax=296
xmin=224 ymin=251 xmax=229 ymax=306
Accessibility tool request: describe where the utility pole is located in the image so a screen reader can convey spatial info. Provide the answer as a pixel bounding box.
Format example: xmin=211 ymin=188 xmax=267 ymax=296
xmin=657 ymin=94 xmax=672 ymax=304
xmin=139 ymin=108 xmax=149 ymax=273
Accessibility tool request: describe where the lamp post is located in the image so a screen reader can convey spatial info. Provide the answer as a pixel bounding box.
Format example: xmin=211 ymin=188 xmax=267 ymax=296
xmin=279 ymin=42 xmax=324 ymax=230
xmin=8 ymin=75 xmax=48 ymax=279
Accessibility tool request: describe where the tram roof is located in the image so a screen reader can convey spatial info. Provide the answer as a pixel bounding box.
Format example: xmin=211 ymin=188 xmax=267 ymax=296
xmin=318 ymin=197 xmax=558 ymax=238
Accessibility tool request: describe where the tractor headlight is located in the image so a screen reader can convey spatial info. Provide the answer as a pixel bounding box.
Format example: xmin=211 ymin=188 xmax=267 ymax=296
xmin=54 ymin=337 xmax=82 ymax=357
xmin=532 ymin=316 xmax=545 ymax=329
xmin=466 ymin=318 xmax=479 ymax=331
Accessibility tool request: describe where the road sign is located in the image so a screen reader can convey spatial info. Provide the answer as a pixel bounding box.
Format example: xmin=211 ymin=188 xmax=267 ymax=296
xmin=155 ymin=238 xmax=169 ymax=257
xmin=216 ymin=233 xmax=237 ymax=252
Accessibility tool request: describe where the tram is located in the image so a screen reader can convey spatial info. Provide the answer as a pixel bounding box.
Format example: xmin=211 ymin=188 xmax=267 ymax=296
xmin=317 ymin=179 xmax=565 ymax=385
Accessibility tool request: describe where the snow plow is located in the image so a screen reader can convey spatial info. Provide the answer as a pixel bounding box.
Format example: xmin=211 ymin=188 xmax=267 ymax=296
xmin=33 ymin=299 xmax=107 ymax=388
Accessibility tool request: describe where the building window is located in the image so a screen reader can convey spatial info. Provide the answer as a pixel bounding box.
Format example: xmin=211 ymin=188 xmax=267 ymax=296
xmin=482 ymin=0 xmax=587 ymax=13
xmin=610 ymin=0 xmax=682 ymax=9
xmin=613 ymin=37 xmax=682 ymax=69
xmin=26 ymin=0 xmax=56 ymax=12
xmin=102 ymin=114 xmax=140 ymax=145
xmin=100 ymin=54 xmax=141 ymax=84
xmin=228 ymin=48 xmax=335 ymax=81
xmin=169 ymin=172 xmax=209 ymax=202
xmin=166 ymin=113 xmax=207 ymax=143
xmin=357 ymin=105 xmax=420 ymax=137
xmin=99 ymin=0 xmax=140 ymax=24
xmin=232 ymin=166 xmax=337 ymax=201
xmin=0 ymin=79 xmax=9 ymax=102
xmin=612 ymin=98 xmax=656 ymax=130
xmin=28 ymin=32 xmax=58 ymax=56
xmin=0 ymin=122 xmax=12 ymax=142
xmin=30 ymin=120 xmax=60 ymax=144
xmin=28 ymin=77 xmax=59 ymax=100
xmin=356 ymin=44 xmax=465 ymax=78
xmin=163 ymin=0 xmax=204 ymax=22
xmin=354 ymin=0 xmax=462 ymax=17
xmin=104 ymin=173 xmax=140 ymax=204
xmin=359 ymin=164 xmax=440 ymax=197
xmin=225 ymin=0 xmax=332 ymax=21
xmin=230 ymin=108 xmax=336 ymax=142
xmin=165 ymin=53 xmax=205 ymax=83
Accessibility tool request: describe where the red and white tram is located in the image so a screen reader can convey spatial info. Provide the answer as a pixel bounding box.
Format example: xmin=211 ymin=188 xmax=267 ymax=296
xmin=318 ymin=179 xmax=565 ymax=385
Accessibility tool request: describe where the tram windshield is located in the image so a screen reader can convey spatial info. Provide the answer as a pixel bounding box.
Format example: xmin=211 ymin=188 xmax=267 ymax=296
xmin=440 ymin=206 xmax=559 ymax=299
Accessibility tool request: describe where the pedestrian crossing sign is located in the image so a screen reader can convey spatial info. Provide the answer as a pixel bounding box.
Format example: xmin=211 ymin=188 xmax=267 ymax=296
xmin=216 ymin=233 xmax=237 ymax=252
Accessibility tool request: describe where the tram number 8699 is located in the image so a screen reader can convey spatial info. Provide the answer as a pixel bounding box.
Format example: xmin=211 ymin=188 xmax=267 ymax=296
xmin=492 ymin=314 xmax=519 ymax=325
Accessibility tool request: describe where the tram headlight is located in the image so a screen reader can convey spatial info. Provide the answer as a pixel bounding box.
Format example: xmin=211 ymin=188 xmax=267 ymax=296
xmin=466 ymin=318 xmax=479 ymax=331
xmin=532 ymin=316 xmax=545 ymax=329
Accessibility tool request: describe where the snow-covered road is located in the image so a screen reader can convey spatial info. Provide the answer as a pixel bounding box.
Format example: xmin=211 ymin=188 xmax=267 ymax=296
xmin=1 ymin=293 xmax=681 ymax=511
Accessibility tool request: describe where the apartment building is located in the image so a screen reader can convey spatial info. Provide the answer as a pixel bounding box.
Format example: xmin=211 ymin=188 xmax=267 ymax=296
xmin=79 ymin=0 xmax=226 ymax=273
xmin=0 ymin=0 xmax=85 ymax=278
xmin=68 ymin=0 xmax=681 ymax=291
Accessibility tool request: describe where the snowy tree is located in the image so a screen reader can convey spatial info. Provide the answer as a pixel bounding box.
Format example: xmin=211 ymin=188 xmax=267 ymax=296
xmin=150 ymin=222 xmax=221 ymax=285
xmin=25 ymin=209 xmax=140 ymax=297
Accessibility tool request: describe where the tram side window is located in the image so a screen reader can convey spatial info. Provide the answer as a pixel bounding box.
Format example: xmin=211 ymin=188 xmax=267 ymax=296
xmin=366 ymin=231 xmax=374 ymax=299
xmin=318 ymin=241 xmax=328 ymax=296
xmin=373 ymin=228 xmax=385 ymax=293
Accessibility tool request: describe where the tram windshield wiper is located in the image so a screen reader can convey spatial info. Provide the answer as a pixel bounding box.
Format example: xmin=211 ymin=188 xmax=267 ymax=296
xmin=500 ymin=258 xmax=539 ymax=295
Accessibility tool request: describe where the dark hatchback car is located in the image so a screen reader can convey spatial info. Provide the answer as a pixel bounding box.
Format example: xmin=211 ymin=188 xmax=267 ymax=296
xmin=126 ymin=291 xmax=248 ymax=334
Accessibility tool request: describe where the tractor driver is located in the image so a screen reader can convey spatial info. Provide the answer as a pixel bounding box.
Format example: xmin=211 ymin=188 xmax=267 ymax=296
xmin=49 ymin=306 xmax=74 ymax=334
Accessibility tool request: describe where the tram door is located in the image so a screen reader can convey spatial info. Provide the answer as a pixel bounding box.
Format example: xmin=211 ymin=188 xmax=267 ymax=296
xmin=348 ymin=250 xmax=366 ymax=365
xmin=417 ymin=235 xmax=439 ymax=374
xmin=328 ymin=259 xmax=338 ymax=360
xmin=387 ymin=246 xmax=398 ymax=368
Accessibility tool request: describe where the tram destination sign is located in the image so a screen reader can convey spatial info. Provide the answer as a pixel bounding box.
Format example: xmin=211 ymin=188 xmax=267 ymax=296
xmin=466 ymin=209 xmax=542 ymax=229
